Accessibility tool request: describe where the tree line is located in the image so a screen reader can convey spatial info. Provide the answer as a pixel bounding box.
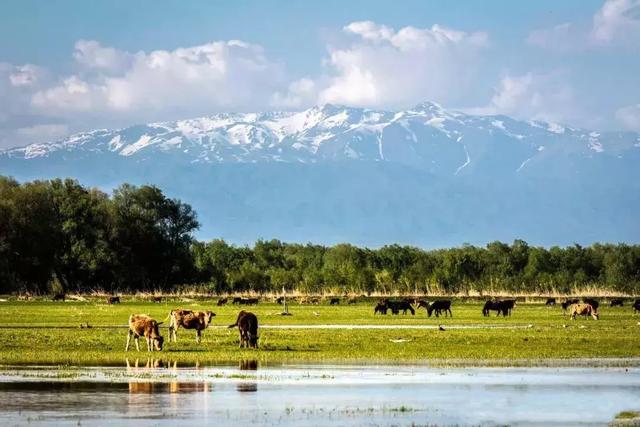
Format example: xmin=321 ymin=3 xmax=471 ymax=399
xmin=2 ymin=177 xmax=639 ymax=295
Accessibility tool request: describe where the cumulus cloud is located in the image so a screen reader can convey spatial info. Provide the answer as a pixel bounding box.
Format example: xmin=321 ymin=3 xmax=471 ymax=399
xmin=616 ymin=104 xmax=640 ymax=130
xmin=469 ymin=72 xmax=592 ymax=127
xmin=528 ymin=0 xmax=640 ymax=50
xmin=270 ymin=77 xmax=317 ymax=108
xmin=30 ymin=40 xmax=286 ymax=120
xmin=317 ymin=21 xmax=489 ymax=108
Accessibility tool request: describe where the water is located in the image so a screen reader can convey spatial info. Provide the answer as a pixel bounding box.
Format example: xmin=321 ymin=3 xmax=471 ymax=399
xmin=0 ymin=364 xmax=638 ymax=426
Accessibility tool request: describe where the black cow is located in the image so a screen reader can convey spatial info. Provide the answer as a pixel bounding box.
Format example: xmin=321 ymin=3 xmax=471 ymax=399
xmin=633 ymin=299 xmax=640 ymax=313
xmin=387 ymin=299 xmax=415 ymax=315
xmin=545 ymin=298 xmax=556 ymax=306
xmin=329 ymin=298 xmax=340 ymax=305
xmin=228 ymin=311 xmax=259 ymax=348
xmin=240 ymin=297 xmax=259 ymax=305
xmin=583 ymin=298 xmax=599 ymax=311
xmin=427 ymin=300 xmax=452 ymax=317
xmin=232 ymin=297 xmax=242 ymax=304
xmin=51 ymin=293 xmax=65 ymax=302
xmin=217 ymin=297 xmax=228 ymax=306
xmin=610 ymin=298 xmax=624 ymax=307
xmin=482 ymin=300 xmax=513 ymax=317
xmin=416 ymin=300 xmax=429 ymax=310
xmin=107 ymin=296 xmax=120 ymax=304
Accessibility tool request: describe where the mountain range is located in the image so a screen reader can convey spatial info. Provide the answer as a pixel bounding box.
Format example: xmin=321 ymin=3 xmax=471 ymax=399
xmin=1 ymin=102 xmax=639 ymax=247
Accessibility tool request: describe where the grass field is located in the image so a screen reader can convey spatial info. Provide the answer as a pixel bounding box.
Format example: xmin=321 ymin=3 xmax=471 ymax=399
xmin=0 ymin=297 xmax=638 ymax=366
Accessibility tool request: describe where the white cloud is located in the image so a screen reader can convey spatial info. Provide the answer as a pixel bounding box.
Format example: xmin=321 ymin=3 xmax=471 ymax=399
xmin=591 ymin=0 xmax=640 ymax=45
xmin=270 ymin=77 xmax=317 ymax=108
xmin=616 ymin=104 xmax=640 ymax=130
xmin=318 ymin=21 xmax=489 ymax=108
xmin=31 ymin=40 xmax=286 ymax=119
xmin=470 ymin=72 xmax=591 ymax=127
xmin=528 ymin=0 xmax=640 ymax=50
xmin=9 ymin=64 xmax=43 ymax=87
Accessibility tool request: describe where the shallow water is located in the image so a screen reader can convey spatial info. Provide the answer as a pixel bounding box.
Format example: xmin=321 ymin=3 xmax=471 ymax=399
xmin=0 ymin=364 xmax=638 ymax=426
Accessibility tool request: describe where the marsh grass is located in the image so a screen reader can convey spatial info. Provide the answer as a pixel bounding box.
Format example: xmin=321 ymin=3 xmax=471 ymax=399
xmin=0 ymin=299 xmax=638 ymax=366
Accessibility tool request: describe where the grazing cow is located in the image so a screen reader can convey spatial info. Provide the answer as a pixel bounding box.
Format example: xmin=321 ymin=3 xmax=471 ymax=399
xmin=633 ymin=299 xmax=640 ymax=313
xmin=107 ymin=296 xmax=120 ymax=304
xmin=152 ymin=296 xmax=162 ymax=303
xmin=427 ymin=300 xmax=452 ymax=318
xmin=239 ymin=297 xmax=259 ymax=305
xmin=610 ymin=298 xmax=624 ymax=307
xmin=51 ymin=293 xmax=65 ymax=302
xmin=387 ymin=299 xmax=415 ymax=315
xmin=168 ymin=309 xmax=216 ymax=343
xmin=217 ymin=297 xmax=228 ymax=306
xmin=545 ymin=298 xmax=556 ymax=306
xmin=374 ymin=302 xmax=388 ymax=315
xmin=329 ymin=298 xmax=340 ymax=305
xmin=569 ymin=303 xmax=599 ymax=320
xmin=232 ymin=297 xmax=243 ymax=304
xmin=126 ymin=314 xmax=164 ymax=352
xmin=228 ymin=311 xmax=259 ymax=348
xmin=482 ymin=300 xmax=511 ymax=317
xmin=561 ymin=299 xmax=579 ymax=311
xmin=583 ymin=298 xmax=599 ymax=311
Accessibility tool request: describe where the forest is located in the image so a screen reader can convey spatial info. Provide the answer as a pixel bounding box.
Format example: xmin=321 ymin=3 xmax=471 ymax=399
xmin=1 ymin=176 xmax=639 ymax=295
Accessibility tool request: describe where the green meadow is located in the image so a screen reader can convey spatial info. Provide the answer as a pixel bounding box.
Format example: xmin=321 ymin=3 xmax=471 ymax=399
xmin=0 ymin=297 xmax=638 ymax=367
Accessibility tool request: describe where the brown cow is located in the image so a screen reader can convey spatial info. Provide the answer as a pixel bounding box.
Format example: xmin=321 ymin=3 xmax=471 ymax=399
xmin=569 ymin=303 xmax=599 ymax=320
xmin=228 ymin=311 xmax=259 ymax=348
xmin=168 ymin=309 xmax=216 ymax=343
xmin=126 ymin=314 xmax=164 ymax=352
xmin=217 ymin=297 xmax=228 ymax=306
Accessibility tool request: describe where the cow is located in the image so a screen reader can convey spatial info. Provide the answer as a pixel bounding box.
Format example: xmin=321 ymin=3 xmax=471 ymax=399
xmin=482 ymin=300 xmax=511 ymax=317
xmin=501 ymin=299 xmax=517 ymax=316
xmin=374 ymin=302 xmax=388 ymax=315
xmin=329 ymin=298 xmax=340 ymax=305
xmin=107 ymin=296 xmax=120 ymax=304
xmin=545 ymin=298 xmax=556 ymax=306
xmin=168 ymin=309 xmax=216 ymax=343
xmin=228 ymin=311 xmax=259 ymax=348
xmin=232 ymin=297 xmax=243 ymax=304
xmin=610 ymin=298 xmax=624 ymax=307
xmin=427 ymin=300 xmax=452 ymax=318
xmin=51 ymin=293 xmax=65 ymax=302
xmin=633 ymin=299 xmax=640 ymax=313
xmin=561 ymin=299 xmax=579 ymax=311
xmin=240 ymin=297 xmax=259 ymax=305
xmin=387 ymin=299 xmax=415 ymax=315
xmin=583 ymin=298 xmax=599 ymax=311
xmin=569 ymin=303 xmax=599 ymax=320
xmin=275 ymin=296 xmax=285 ymax=305
xmin=126 ymin=314 xmax=164 ymax=352
xmin=152 ymin=296 xmax=163 ymax=303
xmin=217 ymin=297 xmax=228 ymax=306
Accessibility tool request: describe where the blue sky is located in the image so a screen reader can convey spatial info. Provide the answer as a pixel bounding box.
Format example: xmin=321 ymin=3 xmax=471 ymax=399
xmin=1 ymin=0 xmax=639 ymax=148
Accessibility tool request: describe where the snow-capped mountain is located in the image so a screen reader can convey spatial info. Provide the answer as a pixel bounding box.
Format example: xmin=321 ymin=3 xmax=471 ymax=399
xmin=2 ymin=103 xmax=639 ymax=247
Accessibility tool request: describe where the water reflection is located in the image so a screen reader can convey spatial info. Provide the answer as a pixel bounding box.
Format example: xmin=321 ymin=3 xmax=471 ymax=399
xmin=239 ymin=359 xmax=258 ymax=370
xmin=128 ymin=382 xmax=210 ymax=394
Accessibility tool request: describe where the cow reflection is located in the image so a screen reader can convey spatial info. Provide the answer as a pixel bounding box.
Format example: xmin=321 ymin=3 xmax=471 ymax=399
xmin=239 ymin=359 xmax=258 ymax=370
xmin=236 ymin=382 xmax=258 ymax=392
xmin=128 ymin=382 xmax=210 ymax=394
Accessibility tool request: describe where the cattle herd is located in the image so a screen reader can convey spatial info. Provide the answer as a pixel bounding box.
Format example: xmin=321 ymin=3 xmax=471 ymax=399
xmin=65 ymin=294 xmax=640 ymax=352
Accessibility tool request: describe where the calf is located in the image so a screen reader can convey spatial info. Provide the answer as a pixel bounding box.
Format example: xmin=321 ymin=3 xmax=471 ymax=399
xmin=107 ymin=296 xmax=120 ymax=304
xmin=583 ymin=298 xmax=599 ymax=311
xmin=168 ymin=309 xmax=216 ymax=343
xmin=329 ymin=298 xmax=340 ymax=305
xmin=610 ymin=298 xmax=624 ymax=307
xmin=228 ymin=311 xmax=259 ymax=348
xmin=217 ymin=297 xmax=228 ymax=306
xmin=545 ymin=298 xmax=556 ymax=306
xmin=569 ymin=303 xmax=599 ymax=320
xmin=427 ymin=300 xmax=452 ymax=318
xmin=126 ymin=314 xmax=164 ymax=352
